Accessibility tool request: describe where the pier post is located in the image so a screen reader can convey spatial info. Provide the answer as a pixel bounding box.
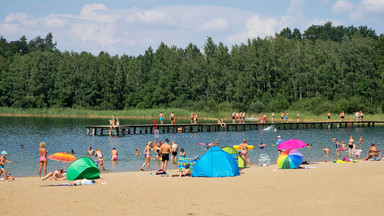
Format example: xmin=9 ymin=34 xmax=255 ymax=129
xmin=93 ymin=128 xmax=96 ymax=136
xmin=87 ymin=128 xmax=89 ymax=135
xmin=101 ymin=128 xmax=104 ymax=135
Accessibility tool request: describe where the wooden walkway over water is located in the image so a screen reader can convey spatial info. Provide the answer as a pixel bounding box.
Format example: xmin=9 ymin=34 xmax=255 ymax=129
xmin=85 ymin=120 xmax=384 ymax=136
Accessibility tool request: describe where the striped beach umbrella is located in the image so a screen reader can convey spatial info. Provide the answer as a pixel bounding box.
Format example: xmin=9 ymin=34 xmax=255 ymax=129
xmin=277 ymin=149 xmax=303 ymax=169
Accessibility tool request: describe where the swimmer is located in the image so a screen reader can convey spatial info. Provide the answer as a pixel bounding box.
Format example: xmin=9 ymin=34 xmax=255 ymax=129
xmin=259 ymin=142 xmax=266 ymax=150
xmin=322 ymin=148 xmax=330 ymax=154
xmin=135 ymin=148 xmax=141 ymax=156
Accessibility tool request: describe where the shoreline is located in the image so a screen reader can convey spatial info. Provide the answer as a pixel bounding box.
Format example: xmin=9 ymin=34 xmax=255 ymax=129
xmin=2 ymin=161 xmax=384 ymax=215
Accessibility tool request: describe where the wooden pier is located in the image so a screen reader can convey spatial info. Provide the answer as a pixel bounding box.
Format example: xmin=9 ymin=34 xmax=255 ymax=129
xmin=85 ymin=120 xmax=384 ymax=136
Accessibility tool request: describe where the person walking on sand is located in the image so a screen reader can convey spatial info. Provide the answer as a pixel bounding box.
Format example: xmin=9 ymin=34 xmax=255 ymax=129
xmin=160 ymin=139 xmax=172 ymax=171
xmin=38 ymin=142 xmax=48 ymax=177
xmin=170 ymin=112 xmax=175 ymax=124
xmin=141 ymin=142 xmax=153 ymax=171
xmin=171 ymin=141 xmax=178 ymax=163
xmin=159 ymin=112 xmax=164 ymax=125
xmin=0 ymin=151 xmax=13 ymax=182
xmin=111 ymin=148 xmax=118 ymax=161
xmin=239 ymin=139 xmax=251 ymax=167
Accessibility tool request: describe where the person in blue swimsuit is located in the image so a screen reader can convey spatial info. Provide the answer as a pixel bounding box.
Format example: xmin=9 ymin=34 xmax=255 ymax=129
xmin=141 ymin=142 xmax=152 ymax=171
xmin=159 ymin=112 xmax=164 ymax=125
xmin=259 ymin=142 xmax=266 ymax=149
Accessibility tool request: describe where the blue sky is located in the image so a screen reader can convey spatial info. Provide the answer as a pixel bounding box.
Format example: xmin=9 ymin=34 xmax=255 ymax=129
xmin=1 ymin=0 xmax=383 ymax=56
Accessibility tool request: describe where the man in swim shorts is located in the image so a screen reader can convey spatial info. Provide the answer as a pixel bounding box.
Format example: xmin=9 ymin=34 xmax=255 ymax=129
xmin=0 ymin=151 xmax=13 ymax=182
xmin=239 ymin=139 xmax=250 ymax=167
xmin=111 ymin=148 xmax=118 ymax=161
xmin=340 ymin=111 xmax=344 ymax=122
xmin=159 ymin=112 xmax=164 ymax=125
xmin=327 ymin=112 xmax=331 ymax=121
xmin=171 ymin=141 xmax=178 ymax=163
xmin=170 ymin=112 xmax=175 ymax=124
xmin=160 ymin=139 xmax=172 ymax=171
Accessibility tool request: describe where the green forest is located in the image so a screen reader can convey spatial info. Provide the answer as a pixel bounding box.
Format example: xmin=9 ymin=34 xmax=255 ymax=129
xmin=1 ymin=22 xmax=383 ymax=115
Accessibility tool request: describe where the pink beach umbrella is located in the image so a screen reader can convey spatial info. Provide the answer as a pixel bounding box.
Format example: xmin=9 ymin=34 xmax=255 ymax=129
xmin=277 ymin=139 xmax=307 ymax=150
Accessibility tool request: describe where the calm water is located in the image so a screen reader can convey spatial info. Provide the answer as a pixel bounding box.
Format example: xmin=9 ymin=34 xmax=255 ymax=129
xmin=1 ymin=116 xmax=383 ymax=177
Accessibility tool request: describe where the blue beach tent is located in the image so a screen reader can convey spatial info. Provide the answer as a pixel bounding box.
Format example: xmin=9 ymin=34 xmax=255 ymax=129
xmin=191 ymin=146 xmax=240 ymax=177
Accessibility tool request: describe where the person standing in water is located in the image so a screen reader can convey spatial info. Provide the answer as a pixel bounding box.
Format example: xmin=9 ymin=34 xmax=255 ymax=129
xmin=239 ymin=139 xmax=251 ymax=167
xmin=348 ymin=135 xmax=355 ymax=158
xmin=171 ymin=141 xmax=178 ymax=163
xmin=160 ymin=139 xmax=172 ymax=171
xmin=38 ymin=142 xmax=48 ymax=177
xmin=111 ymin=148 xmax=118 ymax=161
xmin=141 ymin=142 xmax=153 ymax=171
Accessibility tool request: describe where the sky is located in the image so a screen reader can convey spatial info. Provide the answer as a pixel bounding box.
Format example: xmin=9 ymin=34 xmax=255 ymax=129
xmin=1 ymin=0 xmax=383 ymax=56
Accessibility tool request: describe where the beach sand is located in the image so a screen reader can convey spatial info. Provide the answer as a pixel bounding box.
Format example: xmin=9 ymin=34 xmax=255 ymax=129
xmin=1 ymin=161 xmax=384 ymax=216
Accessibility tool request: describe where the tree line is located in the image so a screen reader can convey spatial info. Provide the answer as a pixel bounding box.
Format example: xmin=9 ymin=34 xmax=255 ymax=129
xmin=0 ymin=22 xmax=383 ymax=115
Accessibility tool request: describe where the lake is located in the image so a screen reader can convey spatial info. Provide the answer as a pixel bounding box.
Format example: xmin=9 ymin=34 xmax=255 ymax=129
xmin=0 ymin=116 xmax=383 ymax=177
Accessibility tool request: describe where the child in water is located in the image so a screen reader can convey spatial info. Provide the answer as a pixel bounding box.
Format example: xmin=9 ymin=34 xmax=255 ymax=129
xmin=135 ymin=148 xmax=141 ymax=156
xmin=98 ymin=156 xmax=105 ymax=171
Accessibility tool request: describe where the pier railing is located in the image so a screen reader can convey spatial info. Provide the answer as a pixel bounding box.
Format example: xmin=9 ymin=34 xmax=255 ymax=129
xmin=85 ymin=120 xmax=384 ymax=136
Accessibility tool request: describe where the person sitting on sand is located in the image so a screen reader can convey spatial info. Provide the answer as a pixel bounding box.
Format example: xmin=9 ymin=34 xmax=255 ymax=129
xmin=171 ymin=164 xmax=191 ymax=177
xmin=0 ymin=151 xmax=13 ymax=182
xmin=1 ymin=173 xmax=14 ymax=181
xmin=322 ymin=148 xmax=330 ymax=154
xmin=135 ymin=148 xmax=141 ymax=156
xmin=364 ymin=143 xmax=381 ymax=160
xmin=41 ymin=169 xmax=66 ymax=181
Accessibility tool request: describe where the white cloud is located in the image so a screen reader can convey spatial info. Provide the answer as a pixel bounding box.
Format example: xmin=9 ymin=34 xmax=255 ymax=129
xmin=227 ymin=14 xmax=296 ymax=43
xmin=197 ymin=18 xmax=229 ymax=31
xmin=360 ymin=0 xmax=384 ymax=13
xmin=332 ymin=0 xmax=355 ymax=12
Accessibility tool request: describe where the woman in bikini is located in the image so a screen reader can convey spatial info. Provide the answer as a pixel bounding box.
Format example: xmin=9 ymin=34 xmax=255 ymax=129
xmin=38 ymin=142 xmax=48 ymax=177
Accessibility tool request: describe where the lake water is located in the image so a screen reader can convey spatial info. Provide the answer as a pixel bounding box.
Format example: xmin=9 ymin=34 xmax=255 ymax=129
xmin=1 ymin=116 xmax=383 ymax=177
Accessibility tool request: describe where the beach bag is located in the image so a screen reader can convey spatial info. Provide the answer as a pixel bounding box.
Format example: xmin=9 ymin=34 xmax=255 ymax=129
xmin=156 ymin=169 xmax=167 ymax=175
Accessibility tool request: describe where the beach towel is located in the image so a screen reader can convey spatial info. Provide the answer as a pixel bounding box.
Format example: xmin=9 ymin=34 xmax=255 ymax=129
xmin=178 ymin=156 xmax=196 ymax=172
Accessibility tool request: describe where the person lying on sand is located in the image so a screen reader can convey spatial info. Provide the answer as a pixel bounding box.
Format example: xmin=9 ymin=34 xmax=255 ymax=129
xmin=171 ymin=164 xmax=191 ymax=177
xmin=41 ymin=169 xmax=66 ymax=181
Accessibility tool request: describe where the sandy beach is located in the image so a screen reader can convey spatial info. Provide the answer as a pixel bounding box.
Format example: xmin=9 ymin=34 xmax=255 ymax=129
xmin=1 ymin=161 xmax=384 ymax=216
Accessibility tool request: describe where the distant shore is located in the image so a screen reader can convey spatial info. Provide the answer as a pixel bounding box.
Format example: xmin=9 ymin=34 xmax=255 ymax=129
xmin=0 ymin=107 xmax=383 ymax=122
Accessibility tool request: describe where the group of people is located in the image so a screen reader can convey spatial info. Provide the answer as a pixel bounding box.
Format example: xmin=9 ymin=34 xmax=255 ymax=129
xmin=87 ymin=146 xmax=119 ymax=171
xmin=232 ymin=112 xmax=246 ymax=123
xmin=159 ymin=112 xmax=187 ymax=125
xmin=140 ymin=139 xmax=186 ymax=172
xmin=108 ymin=116 xmax=120 ymax=134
